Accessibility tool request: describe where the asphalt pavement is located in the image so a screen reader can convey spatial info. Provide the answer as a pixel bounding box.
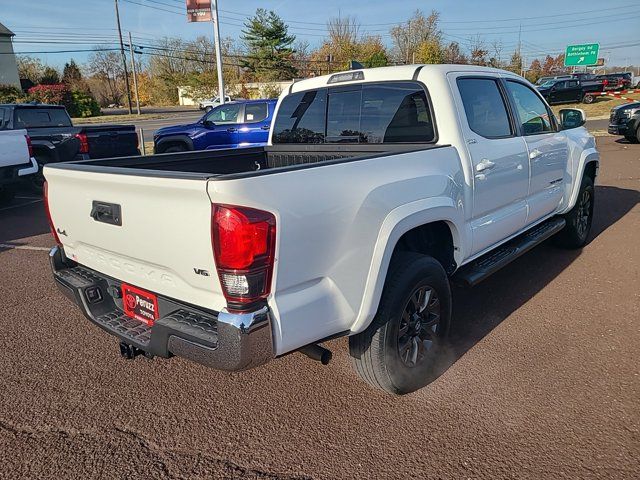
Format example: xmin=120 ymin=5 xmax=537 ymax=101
xmin=0 ymin=137 xmax=638 ymax=479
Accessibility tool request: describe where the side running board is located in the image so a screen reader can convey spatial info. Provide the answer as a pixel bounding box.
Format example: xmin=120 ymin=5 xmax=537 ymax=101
xmin=453 ymin=217 xmax=566 ymax=287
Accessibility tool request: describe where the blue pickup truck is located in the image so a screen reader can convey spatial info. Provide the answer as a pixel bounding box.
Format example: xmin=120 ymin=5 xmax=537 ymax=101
xmin=154 ymin=99 xmax=278 ymax=153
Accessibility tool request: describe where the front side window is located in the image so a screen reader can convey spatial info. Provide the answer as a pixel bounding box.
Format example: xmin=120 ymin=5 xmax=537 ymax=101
xmin=505 ymin=81 xmax=553 ymax=135
xmin=244 ymin=103 xmax=268 ymax=123
xmin=457 ymin=78 xmax=512 ymax=138
xmin=205 ymin=103 xmax=241 ymax=124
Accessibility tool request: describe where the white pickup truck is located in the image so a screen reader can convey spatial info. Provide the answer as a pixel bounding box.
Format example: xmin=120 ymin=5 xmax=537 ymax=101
xmin=44 ymin=65 xmax=599 ymax=394
xmin=0 ymin=129 xmax=38 ymax=202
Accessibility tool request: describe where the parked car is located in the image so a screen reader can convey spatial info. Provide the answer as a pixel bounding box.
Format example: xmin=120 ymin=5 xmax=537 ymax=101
xmin=537 ymin=78 xmax=604 ymax=104
xmin=198 ymin=95 xmax=232 ymax=112
xmin=536 ymin=75 xmax=574 ymax=86
xmin=608 ymin=101 xmax=640 ymax=143
xmin=0 ymin=129 xmax=38 ymax=202
xmin=44 ymin=65 xmax=599 ymax=395
xmin=154 ymin=99 xmax=278 ymax=153
xmin=596 ymin=73 xmax=633 ymax=91
xmin=633 ymin=75 xmax=640 ymax=89
xmin=0 ymin=104 xmax=139 ymax=191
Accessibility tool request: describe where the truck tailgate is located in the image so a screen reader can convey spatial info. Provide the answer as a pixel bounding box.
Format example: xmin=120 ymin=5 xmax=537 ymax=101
xmin=44 ymin=166 xmax=225 ymax=311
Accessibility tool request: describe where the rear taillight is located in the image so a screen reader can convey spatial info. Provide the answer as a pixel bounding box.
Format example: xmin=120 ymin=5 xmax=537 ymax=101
xmin=212 ymin=204 xmax=276 ymax=311
xmin=25 ymin=135 xmax=34 ymax=157
xmin=43 ymin=181 xmax=61 ymax=245
xmin=75 ymin=133 xmax=89 ymax=154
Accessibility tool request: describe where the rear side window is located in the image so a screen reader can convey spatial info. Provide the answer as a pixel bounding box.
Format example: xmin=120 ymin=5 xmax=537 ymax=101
xmin=457 ymin=78 xmax=512 ymax=138
xmin=505 ymin=81 xmax=554 ymax=135
xmin=13 ymin=108 xmax=72 ymax=128
xmin=361 ymin=83 xmax=434 ymax=143
xmin=272 ymin=81 xmax=435 ymax=144
xmin=272 ymin=89 xmax=327 ymax=143
xmin=244 ymin=102 xmax=268 ymax=123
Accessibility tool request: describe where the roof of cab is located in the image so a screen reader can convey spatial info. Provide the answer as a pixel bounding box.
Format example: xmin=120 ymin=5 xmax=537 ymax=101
xmin=287 ymin=64 xmax=520 ymax=94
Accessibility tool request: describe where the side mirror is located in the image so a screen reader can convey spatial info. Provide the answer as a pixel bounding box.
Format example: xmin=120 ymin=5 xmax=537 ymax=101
xmin=559 ymin=108 xmax=586 ymax=130
xmin=202 ymin=119 xmax=215 ymax=128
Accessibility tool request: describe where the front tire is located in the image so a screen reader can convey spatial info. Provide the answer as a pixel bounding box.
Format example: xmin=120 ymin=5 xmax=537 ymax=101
xmin=205 ymin=106 xmax=213 ymax=113
xmin=349 ymin=252 xmax=452 ymax=395
xmin=162 ymin=145 xmax=188 ymax=154
xmin=555 ymin=175 xmax=594 ymax=249
xmin=582 ymin=94 xmax=595 ymax=104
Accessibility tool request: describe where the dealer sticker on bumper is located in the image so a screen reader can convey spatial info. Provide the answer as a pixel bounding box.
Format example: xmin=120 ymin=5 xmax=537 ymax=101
xmin=122 ymin=283 xmax=159 ymax=326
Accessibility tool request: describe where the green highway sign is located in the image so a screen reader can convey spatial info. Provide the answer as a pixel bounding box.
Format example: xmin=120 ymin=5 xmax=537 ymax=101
xmin=564 ymin=43 xmax=600 ymax=66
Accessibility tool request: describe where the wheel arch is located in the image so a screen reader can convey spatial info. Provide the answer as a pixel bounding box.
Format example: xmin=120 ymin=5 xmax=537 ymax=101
xmin=349 ymin=199 xmax=464 ymax=335
xmin=154 ymin=135 xmax=194 ymax=153
xmin=564 ymin=149 xmax=599 ymax=213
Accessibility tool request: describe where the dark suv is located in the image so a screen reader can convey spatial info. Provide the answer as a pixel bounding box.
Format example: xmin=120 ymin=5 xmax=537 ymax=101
xmin=608 ymin=102 xmax=640 ymax=143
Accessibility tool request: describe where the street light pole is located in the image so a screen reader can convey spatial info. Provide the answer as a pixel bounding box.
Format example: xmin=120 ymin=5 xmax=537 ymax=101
xmin=211 ymin=0 xmax=225 ymax=104
xmin=128 ymin=32 xmax=141 ymax=115
xmin=114 ymin=0 xmax=133 ymax=114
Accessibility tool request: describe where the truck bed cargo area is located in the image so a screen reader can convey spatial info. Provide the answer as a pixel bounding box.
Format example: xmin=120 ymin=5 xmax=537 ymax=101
xmin=47 ymin=144 xmax=435 ymax=179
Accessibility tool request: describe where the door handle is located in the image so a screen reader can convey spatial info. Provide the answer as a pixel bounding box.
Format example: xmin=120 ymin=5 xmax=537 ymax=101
xmin=529 ymin=149 xmax=542 ymax=160
xmin=226 ymin=127 xmax=237 ymax=133
xmin=475 ymin=159 xmax=496 ymax=172
xmin=261 ymin=125 xmax=270 ymax=130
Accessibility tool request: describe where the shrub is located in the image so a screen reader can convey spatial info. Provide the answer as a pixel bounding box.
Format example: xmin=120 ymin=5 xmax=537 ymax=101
xmin=27 ymin=84 xmax=73 ymax=110
xmin=0 ymin=84 xmax=27 ymax=103
xmin=68 ymin=90 xmax=101 ymax=117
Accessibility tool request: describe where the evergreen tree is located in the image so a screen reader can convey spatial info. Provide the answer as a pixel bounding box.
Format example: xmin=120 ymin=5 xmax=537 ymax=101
xmin=40 ymin=67 xmax=60 ymax=85
xmin=62 ymin=60 xmax=83 ymax=86
xmin=241 ymin=9 xmax=297 ymax=81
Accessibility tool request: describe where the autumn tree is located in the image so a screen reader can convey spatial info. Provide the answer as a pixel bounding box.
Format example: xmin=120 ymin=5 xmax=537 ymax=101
xmin=506 ymin=51 xmax=523 ymax=75
xmin=415 ymin=39 xmax=443 ymax=64
xmin=16 ymin=56 xmax=46 ymax=84
xmin=390 ymin=10 xmax=441 ymax=64
xmin=241 ymin=9 xmax=297 ymax=81
xmin=442 ymin=42 xmax=468 ymax=64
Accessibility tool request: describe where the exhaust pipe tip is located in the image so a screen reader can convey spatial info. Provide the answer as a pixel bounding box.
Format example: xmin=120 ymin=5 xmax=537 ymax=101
xmin=299 ymin=343 xmax=332 ymax=365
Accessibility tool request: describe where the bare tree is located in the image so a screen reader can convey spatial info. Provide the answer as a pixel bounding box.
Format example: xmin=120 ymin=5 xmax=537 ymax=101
xmin=87 ymin=48 xmax=125 ymax=105
xmin=390 ymin=10 xmax=442 ymax=64
xmin=469 ymin=35 xmax=489 ymax=66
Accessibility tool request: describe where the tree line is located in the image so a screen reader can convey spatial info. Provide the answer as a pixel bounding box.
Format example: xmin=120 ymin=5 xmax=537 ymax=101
xmin=6 ymin=9 xmax=598 ymax=110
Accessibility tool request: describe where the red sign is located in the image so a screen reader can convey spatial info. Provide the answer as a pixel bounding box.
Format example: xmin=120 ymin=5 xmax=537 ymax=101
xmin=186 ymin=0 xmax=211 ymax=22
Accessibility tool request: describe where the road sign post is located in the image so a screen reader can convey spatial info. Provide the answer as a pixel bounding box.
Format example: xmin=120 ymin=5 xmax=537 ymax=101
xmin=564 ymin=44 xmax=600 ymax=67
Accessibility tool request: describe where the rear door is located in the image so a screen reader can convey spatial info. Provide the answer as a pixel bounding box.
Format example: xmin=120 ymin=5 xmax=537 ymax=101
xmin=237 ymin=101 xmax=271 ymax=147
xmin=453 ymin=75 xmax=530 ymax=255
xmin=503 ymin=79 xmax=568 ymax=224
xmin=201 ymin=103 xmax=241 ymax=149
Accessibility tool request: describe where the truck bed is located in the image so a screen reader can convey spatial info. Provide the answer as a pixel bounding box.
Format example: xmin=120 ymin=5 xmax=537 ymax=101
xmin=47 ymin=144 xmax=438 ymax=179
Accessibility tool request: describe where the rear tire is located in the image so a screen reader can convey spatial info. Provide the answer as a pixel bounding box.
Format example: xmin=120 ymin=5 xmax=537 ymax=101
xmin=555 ymin=175 xmax=594 ymax=249
xmin=205 ymin=106 xmax=213 ymax=113
xmin=349 ymin=252 xmax=452 ymax=395
xmin=582 ymin=94 xmax=595 ymax=104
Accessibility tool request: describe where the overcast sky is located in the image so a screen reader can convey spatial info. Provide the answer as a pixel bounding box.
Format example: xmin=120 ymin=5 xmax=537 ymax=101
xmin=3 ymin=0 xmax=639 ymax=69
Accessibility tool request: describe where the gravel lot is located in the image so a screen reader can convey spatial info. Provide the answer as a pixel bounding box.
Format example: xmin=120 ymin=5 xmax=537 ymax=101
xmin=0 ymin=136 xmax=638 ymax=479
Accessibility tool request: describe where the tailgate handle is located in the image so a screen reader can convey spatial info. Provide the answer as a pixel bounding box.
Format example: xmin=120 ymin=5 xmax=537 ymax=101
xmin=90 ymin=201 xmax=122 ymax=226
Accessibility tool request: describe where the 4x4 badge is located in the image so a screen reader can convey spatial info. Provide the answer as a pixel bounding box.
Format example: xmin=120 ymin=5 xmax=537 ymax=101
xmin=56 ymin=228 xmax=67 ymax=236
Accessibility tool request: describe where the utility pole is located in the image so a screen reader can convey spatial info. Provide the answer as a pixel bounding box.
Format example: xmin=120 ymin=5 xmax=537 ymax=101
xmin=211 ymin=0 xmax=225 ymax=104
xmin=114 ymin=0 xmax=132 ymax=114
xmin=128 ymin=32 xmax=141 ymax=115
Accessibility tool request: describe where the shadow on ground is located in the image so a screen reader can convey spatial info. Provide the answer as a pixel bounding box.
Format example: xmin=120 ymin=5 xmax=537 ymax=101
xmin=432 ymin=185 xmax=640 ymax=378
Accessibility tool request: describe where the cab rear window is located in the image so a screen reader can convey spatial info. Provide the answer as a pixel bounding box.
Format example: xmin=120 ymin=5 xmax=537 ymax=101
xmin=14 ymin=108 xmax=72 ymax=128
xmin=272 ymin=81 xmax=435 ymax=144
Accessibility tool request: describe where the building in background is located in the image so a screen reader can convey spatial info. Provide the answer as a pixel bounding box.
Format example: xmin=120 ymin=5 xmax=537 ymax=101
xmin=0 ymin=22 xmax=20 ymax=89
